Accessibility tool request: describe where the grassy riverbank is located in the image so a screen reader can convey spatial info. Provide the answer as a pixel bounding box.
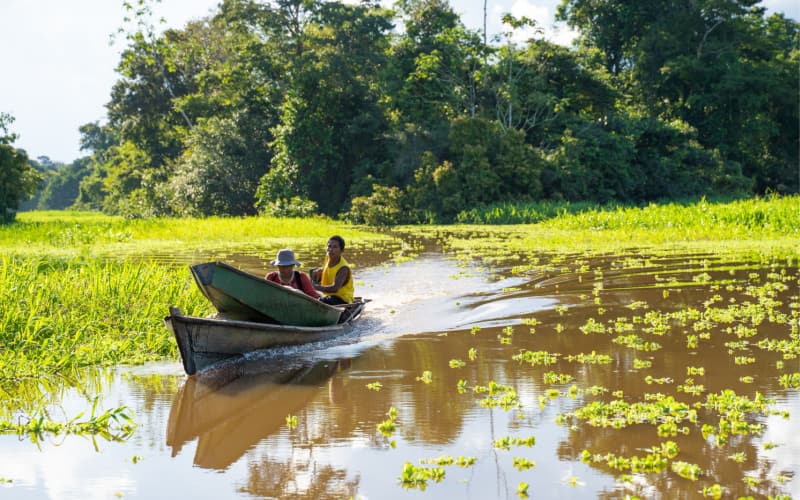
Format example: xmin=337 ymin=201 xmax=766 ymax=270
xmin=0 ymin=214 xmax=394 ymax=388
xmin=1 ymin=196 xmax=797 ymax=384
xmin=438 ymin=195 xmax=800 ymax=261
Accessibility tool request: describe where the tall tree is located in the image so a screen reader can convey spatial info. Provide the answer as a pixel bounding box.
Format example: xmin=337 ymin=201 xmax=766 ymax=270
xmin=258 ymin=0 xmax=394 ymax=215
xmin=0 ymin=113 xmax=42 ymax=223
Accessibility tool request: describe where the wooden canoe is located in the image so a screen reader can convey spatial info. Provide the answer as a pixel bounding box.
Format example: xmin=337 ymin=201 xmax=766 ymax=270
xmin=190 ymin=261 xmax=342 ymax=327
xmin=165 ymin=300 xmax=367 ymax=375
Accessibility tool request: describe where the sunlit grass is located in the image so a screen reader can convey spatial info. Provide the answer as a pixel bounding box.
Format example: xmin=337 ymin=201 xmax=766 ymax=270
xmin=4 ymin=211 xmax=395 ymax=257
xmin=423 ymin=195 xmax=800 ymax=258
xmin=0 ymin=255 xmax=211 ymax=384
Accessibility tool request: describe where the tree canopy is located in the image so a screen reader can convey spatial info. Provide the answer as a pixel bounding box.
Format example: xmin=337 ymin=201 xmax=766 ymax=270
xmin=29 ymin=0 xmax=799 ymax=223
xmin=0 ymin=113 xmax=42 ymax=223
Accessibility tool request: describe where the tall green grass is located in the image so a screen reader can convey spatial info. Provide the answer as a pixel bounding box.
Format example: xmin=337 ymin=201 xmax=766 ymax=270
xmin=0 ymin=213 xmax=395 ymax=385
xmin=4 ymin=211 xmax=392 ymax=256
xmin=439 ymin=195 xmax=800 ymax=257
xmin=0 ymin=256 xmax=210 ymax=383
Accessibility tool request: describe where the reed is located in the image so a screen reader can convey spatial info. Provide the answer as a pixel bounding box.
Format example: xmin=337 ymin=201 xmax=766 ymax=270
xmin=3 ymin=211 xmax=393 ymax=256
xmin=436 ymin=195 xmax=800 ymax=258
xmin=0 ymin=255 xmax=210 ymax=383
xmin=0 ymin=213 xmax=394 ymax=404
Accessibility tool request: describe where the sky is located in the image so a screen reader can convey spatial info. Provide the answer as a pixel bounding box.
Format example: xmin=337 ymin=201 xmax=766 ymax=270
xmin=1 ymin=0 xmax=797 ymax=164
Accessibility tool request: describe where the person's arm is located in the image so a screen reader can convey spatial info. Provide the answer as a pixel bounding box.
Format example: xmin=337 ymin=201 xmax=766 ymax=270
xmin=313 ymin=267 xmax=349 ymax=293
xmin=298 ymin=272 xmax=320 ymax=298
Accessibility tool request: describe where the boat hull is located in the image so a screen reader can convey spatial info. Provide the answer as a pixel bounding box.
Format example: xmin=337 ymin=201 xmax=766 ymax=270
xmin=166 ymin=301 xmax=365 ymax=375
xmin=190 ymin=261 xmax=342 ymax=326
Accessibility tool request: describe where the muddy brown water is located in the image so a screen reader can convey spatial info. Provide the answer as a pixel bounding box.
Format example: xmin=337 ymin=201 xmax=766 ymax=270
xmin=2 ymin=244 xmax=798 ymax=499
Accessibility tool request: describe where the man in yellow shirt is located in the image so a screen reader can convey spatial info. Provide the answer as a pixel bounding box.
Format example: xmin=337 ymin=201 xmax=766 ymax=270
xmin=311 ymin=235 xmax=354 ymax=305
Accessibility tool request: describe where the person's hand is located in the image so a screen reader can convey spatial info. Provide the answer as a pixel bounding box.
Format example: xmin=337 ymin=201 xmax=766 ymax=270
xmin=311 ymin=268 xmax=321 ymax=283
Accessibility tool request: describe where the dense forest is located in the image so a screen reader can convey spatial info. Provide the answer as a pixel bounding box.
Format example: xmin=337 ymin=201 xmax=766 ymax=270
xmin=5 ymin=0 xmax=800 ymax=224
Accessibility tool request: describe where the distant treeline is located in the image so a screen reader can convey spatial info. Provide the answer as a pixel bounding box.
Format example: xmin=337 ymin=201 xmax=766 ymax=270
xmin=20 ymin=0 xmax=800 ymax=223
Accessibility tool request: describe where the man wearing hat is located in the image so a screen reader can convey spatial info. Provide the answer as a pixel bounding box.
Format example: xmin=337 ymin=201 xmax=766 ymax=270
xmin=265 ymin=249 xmax=319 ymax=298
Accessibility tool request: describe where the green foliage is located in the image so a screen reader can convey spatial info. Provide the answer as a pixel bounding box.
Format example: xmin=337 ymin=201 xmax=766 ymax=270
xmin=404 ymin=117 xmax=543 ymax=221
xmin=35 ymin=157 xmax=92 ymax=210
xmin=346 ymin=184 xmax=409 ymax=226
xmin=0 ymin=113 xmax=42 ymax=223
xmin=169 ymin=115 xmax=265 ymax=216
xmin=69 ymin=0 xmax=797 ymax=222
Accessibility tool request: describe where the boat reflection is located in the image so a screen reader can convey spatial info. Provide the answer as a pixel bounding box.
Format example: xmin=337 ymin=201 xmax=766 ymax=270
xmin=166 ymin=355 xmax=352 ymax=470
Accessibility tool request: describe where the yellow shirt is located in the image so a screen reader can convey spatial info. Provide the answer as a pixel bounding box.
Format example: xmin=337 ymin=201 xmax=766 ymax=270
xmin=321 ymin=255 xmax=354 ymax=303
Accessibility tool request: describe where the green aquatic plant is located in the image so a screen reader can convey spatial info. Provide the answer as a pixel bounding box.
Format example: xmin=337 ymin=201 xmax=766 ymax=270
xmin=513 ymin=350 xmax=559 ymax=366
xmin=517 ymin=481 xmax=529 ymax=498
xmin=614 ymin=334 xmax=662 ymax=352
xmin=671 ymin=460 xmax=702 ymax=480
xmin=633 ymin=359 xmax=652 ymax=369
xmin=568 ymin=395 xmax=696 ymax=431
xmin=475 ymin=381 xmax=521 ymax=410
xmin=543 ymin=371 xmax=574 ymax=385
xmin=0 ymin=256 xmax=210 ymax=383
xmin=377 ymin=407 xmax=398 ymax=438
xmin=366 ymin=382 xmax=383 ymax=391
xmin=416 ymin=371 xmax=433 ymax=384
xmin=419 ymin=455 xmax=476 ymax=467
xmin=493 ymin=435 xmax=535 ymax=450
xmin=778 ymin=373 xmax=800 ymax=389
xmin=677 ymin=378 xmax=705 ymax=396
xmin=579 ymin=318 xmax=606 ymax=334
xmin=468 ymin=347 xmax=477 ymax=361
xmin=701 ymin=483 xmax=724 ymax=499
xmin=448 ymin=359 xmax=466 ymax=368
xmin=285 ymin=415 xmax=298 ymax=429
xmin=564 ymin=351 xmax=613 ymax=364
xmin=512 ymin=457 xmax=536 ymax=471
xmin=644 ymin=376 xmax=673 ymax=385
xmin=399 ymin=462 xmax=445 ymax=490
xmin=0 ymin=402 xmax=134 ymax=441
xmin=727 ymin=452 xmax=746 ymax=463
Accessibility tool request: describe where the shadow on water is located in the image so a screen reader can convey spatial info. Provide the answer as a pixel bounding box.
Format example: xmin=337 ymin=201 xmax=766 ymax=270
xmin=167 ymin=356 xmax=354 ymax=470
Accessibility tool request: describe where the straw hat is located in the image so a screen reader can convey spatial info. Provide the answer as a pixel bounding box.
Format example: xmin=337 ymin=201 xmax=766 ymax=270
xmin=271 ymin=249 xmax=301 ymax=267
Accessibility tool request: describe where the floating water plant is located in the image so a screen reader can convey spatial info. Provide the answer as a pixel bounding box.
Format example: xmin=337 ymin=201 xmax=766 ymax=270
xmin=0 ymin=403 xmax=134 ymax=441
xmin=416 ymin=371 xmax=433 ymax=384
xmin=671 ymin=461 xmax=702 ymax=480
xmin=513 ymin=350 xmax=559 ymax=366
xmin=543 ymin=371 xmax=574 ymax=385
xmin=778 ymin=373 xmax=800 ymax=389
xmin=366 ymin=381 xmax=383 ymax=391
xmin=399 ymin=462 xmax=445 ymax=490
xmin=377 ymin=407 xmax=398 ymax=438
xmin=512 ymin=457 xmax=535 ymax=471
xmin=580 ymin=318 xmax=605 ymax=334
xmin=493 ymin=435 xmax=535 ymax=450
xmin=475 ymin=381 xmax=521 ymax=410
xmin=564 ymin=351 xmax=613 ymax=364
xmin=701 ymin=483 xmax=723 ymax=498
xmin=419 ymin=455 xmax=476 ymax=467
xmin=285 ymin=415 xmax=298 ymax=429
xmin=449 ymin=359 xmax=466 ymax=368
